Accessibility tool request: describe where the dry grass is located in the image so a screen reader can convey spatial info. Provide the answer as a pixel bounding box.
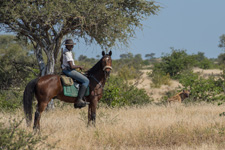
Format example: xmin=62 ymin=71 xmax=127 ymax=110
xmin=1 ymin=103 xmax=225 ymax=150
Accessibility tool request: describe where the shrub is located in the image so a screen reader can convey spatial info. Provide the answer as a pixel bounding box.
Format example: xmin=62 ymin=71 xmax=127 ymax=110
xmin=151 ymin=48 xmax=195 ymax=79
xmin=0 ymin=118 xmax=54 ymax=150
xmin=101 ymin=76 xmax=153 ymax=107
xmin=191 ymin=52 xmax=216 ymax=69
xmin=0 ymin=90 xmax=23 ymax=112
xmin=178 ymin=70 xmax=225 ymax=102
xmin=195 ymin=58 xmax=214 ymax=69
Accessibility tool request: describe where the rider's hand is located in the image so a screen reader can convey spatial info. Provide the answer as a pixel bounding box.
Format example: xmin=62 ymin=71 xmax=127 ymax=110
xmin=79 ymin=66 xmax=84 ymax=71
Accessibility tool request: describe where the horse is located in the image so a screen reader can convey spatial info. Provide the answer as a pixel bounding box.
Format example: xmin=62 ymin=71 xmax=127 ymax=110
xmin=23 ymin=51 xmax=112 ymax=130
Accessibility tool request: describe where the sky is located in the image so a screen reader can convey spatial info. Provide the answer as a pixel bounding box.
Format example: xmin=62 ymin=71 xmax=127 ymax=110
xmin=75 ymin=0 xmax=225 ymax=59
xmin=1 ymin=0 xmax=225 ymax=60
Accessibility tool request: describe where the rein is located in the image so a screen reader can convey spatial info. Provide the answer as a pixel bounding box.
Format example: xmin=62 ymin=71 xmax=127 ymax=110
xmin=89 ymin=65 xmax=112 ymax=91
xmin=89 ymin=74 xmax=103 ymax=88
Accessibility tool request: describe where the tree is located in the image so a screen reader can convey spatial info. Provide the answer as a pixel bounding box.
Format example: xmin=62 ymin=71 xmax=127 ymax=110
xmin=120 ymin=53 xmax=134 ymax=59
xmin=152 ymin=48 xmax=195 ymax=78
xmin=219 ymin=34 xmax=225 ymax=51
xmin=78 ymin=55 xmax=87 ymax=61
xmin=0 ymin=35 xmax=38 ymax=89
xmin=195 ymin=52 xmax=205 ymax=62
xmin=145 ymin=53 xmax=155 ymax=60
xmin=218 ymin=53 xmax=225 ymax=66
xmin=0 ymin=0 xmax=160 ymax=76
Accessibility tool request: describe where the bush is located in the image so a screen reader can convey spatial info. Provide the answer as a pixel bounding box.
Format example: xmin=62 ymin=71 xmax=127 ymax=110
xmin=195 ymin=58 xmax=215 ymax=69
xmin=0 ymin=118 xmax=54 ymax=150
xmin=0 ymin=90 xmax=23 ymax=112
xmin=0 ymin=35 xmax=38 ymax=90
xmin=178 ymin=70 xmax=225 ymax=102
xmin=191 ymin=52 xmax=216 ymax=69
xmin=151 ymin=48 xmax=195 ymax=79
xmin=101 ymin=76 xmax=153 ymax=107
xmin=218 ymin=53 xmax=225 ymax=66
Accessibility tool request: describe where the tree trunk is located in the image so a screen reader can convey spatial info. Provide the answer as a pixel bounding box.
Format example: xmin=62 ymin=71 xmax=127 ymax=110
xmin=35 ymin=45 xmax=46 ymax=76
xmin=45 ymin=51 xmax=55 ymax=75
xmin=46 ymin=50 xmax=55 ymax=110
xmin=45 ymin=49 xmax=56 ymax=110
xmin=35 ymin=45 xmax=56 ymax=110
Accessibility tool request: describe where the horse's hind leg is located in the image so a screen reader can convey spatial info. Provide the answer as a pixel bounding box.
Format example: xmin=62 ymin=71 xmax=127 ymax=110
xmin=33 ymin=101 xmax=48 ymax=131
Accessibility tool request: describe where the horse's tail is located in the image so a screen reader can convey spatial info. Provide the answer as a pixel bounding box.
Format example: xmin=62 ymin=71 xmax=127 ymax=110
xmin=23 ymin=78 xmax=39 ymax=127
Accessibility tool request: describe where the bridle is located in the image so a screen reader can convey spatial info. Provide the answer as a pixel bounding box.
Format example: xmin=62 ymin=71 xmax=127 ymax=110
xmin=103 ymin=66 xmax=112 ymax=71
xmin=89 ymin=65 xmax=112 ymax=91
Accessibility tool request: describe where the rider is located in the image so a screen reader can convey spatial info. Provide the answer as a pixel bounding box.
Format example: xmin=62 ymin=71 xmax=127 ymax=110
xmin=61 ymin=39 xmax=89 ymax=108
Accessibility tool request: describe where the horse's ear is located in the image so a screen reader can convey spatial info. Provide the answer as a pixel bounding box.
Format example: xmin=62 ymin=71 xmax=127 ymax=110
xmin=102 ymin=51 xmax=105 ymax=56
xmin=109 ymin=51 xmax=112 ymax=56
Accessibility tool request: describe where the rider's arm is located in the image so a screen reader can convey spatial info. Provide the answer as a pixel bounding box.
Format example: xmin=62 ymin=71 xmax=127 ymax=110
xmin=68 ymin=61 xmax=84 ymax=70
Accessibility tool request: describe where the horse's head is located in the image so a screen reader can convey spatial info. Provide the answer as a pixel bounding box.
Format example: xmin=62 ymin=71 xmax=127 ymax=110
xmin=101 ymin=51 xmax=112 ymax=77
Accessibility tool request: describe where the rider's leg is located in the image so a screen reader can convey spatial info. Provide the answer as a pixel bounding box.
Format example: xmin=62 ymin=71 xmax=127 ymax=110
xmin=63 ymin=70 xmax=89 ymax=108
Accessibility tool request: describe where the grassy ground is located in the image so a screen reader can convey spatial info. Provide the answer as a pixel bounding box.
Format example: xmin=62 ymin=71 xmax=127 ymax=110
xmin=1 ymin=103 xmax=225 ymax=150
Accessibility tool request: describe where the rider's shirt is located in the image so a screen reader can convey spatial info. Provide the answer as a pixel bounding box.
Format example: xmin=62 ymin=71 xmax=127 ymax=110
xmin=61 ymin=48 xmax=75 ymax=70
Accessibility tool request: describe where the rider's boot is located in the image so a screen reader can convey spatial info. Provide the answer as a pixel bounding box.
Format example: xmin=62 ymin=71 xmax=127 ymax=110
xmin=74 ymin=85 xmax=89 ymax=109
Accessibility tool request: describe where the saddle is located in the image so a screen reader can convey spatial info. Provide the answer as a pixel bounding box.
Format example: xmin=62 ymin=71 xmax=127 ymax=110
xmin=60 ymin=75 xmax=89 ymax=97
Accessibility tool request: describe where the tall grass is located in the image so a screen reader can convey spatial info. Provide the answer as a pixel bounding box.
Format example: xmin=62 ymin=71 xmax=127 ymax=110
xmin=1 ymin=103 xmax=225 ymax=150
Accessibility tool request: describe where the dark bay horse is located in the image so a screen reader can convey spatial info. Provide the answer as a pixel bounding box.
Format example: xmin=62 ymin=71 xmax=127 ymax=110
xmin=23 ymin=51 xmax=112 ymax=130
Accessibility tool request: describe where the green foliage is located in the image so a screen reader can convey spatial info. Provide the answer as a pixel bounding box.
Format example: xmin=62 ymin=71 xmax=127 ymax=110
xmin=0 ymin=35 xmax=39 ymax=111
xmin=218 ymin=53 xmax=225 ymax=66
xmin=0 ymin=90 xmax=23 ymax=111
xmin=151 ymin=48 xmax=195 ymax=79
xmin=101 ymin=76 xmax=152 ymax=107
xmin=0 ymin=118 xmax=54 ymax=150
xmin=150 ymin=49 xmax=218 ymax=83
xmin=178 ymin=70 xmax=225 ymax=102
xmin=196 ymin=58 xmax=214 ymax=69
xmin=219 ymin=34 xmax=225 ymax=50
xmin=0 ymin=35 xmax=38 ymax=90
xmin=0 ymin=0 xmax=160 ymax=76
xmin=192 ymin=52 xmax=216 ymax=69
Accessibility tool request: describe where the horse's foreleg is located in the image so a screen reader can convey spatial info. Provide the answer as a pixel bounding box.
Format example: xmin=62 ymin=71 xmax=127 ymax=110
xmin=88 ymin=99 xmax=97 ymax=127
xmin=33 ymin=102 xmax=48 ymax=131
xmin=88 ymin=106 xmax=92 ymax=126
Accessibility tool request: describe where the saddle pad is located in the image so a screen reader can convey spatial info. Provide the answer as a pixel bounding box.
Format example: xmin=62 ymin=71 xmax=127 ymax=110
xmin=63 ymin=85 xmax=90 ymax=97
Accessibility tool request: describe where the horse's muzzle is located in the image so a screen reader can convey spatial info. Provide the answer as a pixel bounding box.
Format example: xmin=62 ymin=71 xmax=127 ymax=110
xmin=103 ymin=66 xmax=112 ymax=77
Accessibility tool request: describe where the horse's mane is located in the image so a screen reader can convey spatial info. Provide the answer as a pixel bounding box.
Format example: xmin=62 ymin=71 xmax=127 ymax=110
xmin=86 ymin=58 xmax=103 ymax=75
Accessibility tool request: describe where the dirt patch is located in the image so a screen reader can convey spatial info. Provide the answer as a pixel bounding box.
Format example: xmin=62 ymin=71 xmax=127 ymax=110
xmin=193 ymin=68 xmax=222 ymax=78
xmin=134 ymin=70 xmax=182 ymax=101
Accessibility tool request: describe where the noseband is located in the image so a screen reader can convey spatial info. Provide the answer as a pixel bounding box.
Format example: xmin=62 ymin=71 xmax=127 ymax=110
xmin=103 ymin=66 xmax=112 ymax=71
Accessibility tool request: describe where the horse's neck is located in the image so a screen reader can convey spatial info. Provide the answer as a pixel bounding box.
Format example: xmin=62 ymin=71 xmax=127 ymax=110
xmin=89 ymin=71 xmax=106 ymax=85
xmin=87 ymin=59 xmax=106 ymax=85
